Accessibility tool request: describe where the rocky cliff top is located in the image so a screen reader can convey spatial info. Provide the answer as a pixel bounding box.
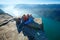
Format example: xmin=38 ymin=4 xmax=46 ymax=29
xmin=0 ymin=10 xmax=43 ymax=40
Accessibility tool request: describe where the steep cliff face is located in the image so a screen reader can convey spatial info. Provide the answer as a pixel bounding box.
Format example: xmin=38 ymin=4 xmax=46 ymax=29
xmin=0 ymin=9 xmax=43 ymax=40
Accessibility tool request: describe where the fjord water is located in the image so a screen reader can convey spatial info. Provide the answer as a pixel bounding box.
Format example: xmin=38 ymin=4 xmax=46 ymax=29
xmin=33 ymin=14 xmax=60 ymax=40
xmin=42 ymin=17 xmax=60 ymax=40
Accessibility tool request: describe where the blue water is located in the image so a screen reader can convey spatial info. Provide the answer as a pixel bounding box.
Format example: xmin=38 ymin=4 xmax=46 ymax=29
xmin=42 ymin=17 xmax=60 ymax=40
xmin=34 ymin=14 xmax=60 ymax=40
xmin=32 ymin=13 xmax=60 ymax=40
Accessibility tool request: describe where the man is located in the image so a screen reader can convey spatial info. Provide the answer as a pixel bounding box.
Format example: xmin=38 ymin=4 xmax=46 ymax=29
xmin=16 ymin=14 xmax=29 ymax=33
xmin=16 ymin=14 xmax=35 ymax=40
xmin=16 ymin=14 xmax=48 ymax=40
xmin=15 ymin=17 xmax=22 ymax=33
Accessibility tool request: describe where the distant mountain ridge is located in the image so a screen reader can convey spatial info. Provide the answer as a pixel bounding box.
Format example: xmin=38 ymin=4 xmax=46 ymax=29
xmin=15 ymin=4 xmax=60 ymax=9
xmin=15 ymin=4 xmax=60 ymax=21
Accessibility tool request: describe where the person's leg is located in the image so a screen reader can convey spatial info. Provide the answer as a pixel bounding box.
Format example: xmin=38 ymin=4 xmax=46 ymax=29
xmin=18 ymin=22 xmax=25 ymax=33
xmin=16 ymin=21 xmax=24 ymax=33
xmin=22 ymin=25 xmax=36 ymax=40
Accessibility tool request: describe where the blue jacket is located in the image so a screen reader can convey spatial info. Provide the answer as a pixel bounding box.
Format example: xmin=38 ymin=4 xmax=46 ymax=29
xmin=24 ymin=17 xmax=34 ymax=24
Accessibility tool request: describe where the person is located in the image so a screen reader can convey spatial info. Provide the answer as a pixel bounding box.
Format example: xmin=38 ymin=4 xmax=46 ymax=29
xmin=16 ymin=14 xmax=48 ymax=40
xmin=16 ymin=14 xmax=29 ymax=33
xmin=22 ymin=14 xmax=35 ymax=40
xmin=16 ymin=14 xmax=35 ymax=40
xmin=23 ymin=14 xmax=47 ymax=40
xmin=23 ymin=14 xmax=28 ymax=22
xmin=24 ymin=14 xmax=34 ymax=24
xmin=15 ymin=17 xmax=22 ymax=33
xmin=27 ymin=14 xmax=30 ymax=19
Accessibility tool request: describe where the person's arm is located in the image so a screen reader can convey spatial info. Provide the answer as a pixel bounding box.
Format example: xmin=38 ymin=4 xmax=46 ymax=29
xmin=24 ymin=17 xmax=33 ymax=24
xmin=27 ymin=23 xmax=41 ymax=30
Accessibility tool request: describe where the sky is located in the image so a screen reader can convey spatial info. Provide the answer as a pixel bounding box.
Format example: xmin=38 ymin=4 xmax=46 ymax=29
xmin=0 ymin=0 xmax=60 ymax=17
xmin=0 ymin=0 xmax=60 ymax=4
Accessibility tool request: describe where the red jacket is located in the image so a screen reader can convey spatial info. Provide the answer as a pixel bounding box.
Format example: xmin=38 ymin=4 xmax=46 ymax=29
xmin=23 ymin=15 xmax=28 ymax=21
